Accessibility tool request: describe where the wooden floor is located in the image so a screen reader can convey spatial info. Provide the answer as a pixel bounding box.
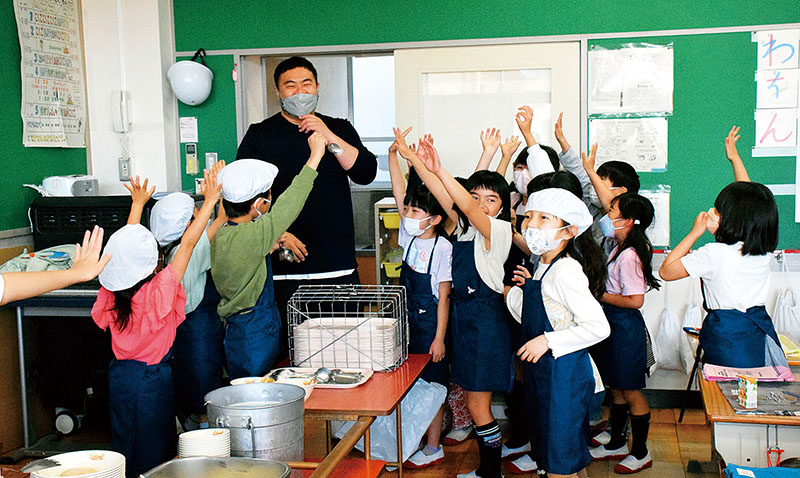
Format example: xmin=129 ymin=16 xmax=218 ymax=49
xmin=304 ymin=408 xmax=721 ymax=478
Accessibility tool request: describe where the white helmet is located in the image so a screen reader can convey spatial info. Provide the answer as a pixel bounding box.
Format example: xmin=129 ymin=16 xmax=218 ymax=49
xmin=167 ymin=49 xmax=213 ymax=106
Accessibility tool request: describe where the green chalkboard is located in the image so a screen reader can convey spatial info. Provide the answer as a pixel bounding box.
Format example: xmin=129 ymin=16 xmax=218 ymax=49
xmin=590 ymin=34 xmax=798 ymax=249
xmin=0 ymin=2 xmax=87 ymax=232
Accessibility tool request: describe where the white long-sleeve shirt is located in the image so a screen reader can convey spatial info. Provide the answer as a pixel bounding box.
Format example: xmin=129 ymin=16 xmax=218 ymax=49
xmin=526 ymin=144 xmax=556 ymax=178
xmin=506 ymin=256 xmax=609 ymax=359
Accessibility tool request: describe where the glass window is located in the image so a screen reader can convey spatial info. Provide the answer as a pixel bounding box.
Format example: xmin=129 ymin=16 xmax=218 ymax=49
xmin=352 ymin=56 xmax=395 ymax=139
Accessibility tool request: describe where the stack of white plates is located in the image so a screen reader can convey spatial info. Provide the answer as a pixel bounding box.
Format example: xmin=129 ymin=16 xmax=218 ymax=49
xmin=293 ymin=317 xmax=402 ymax=371
xmin=32 ymin=450 xmax=125 ymax=478
xmin=178 ymin=428 xmax=231 ymax=458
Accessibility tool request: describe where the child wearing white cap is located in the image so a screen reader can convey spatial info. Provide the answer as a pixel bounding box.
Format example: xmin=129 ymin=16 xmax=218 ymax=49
xmin=91 ymin=168 xmax=221 ymax=478
xmin=211 ymin=132 xmax=326 ymax=379
xmin=393 ymin=128 xmax=513 ymax=478
xmin=506 ymin=188 xmax=610 ymax=478
xmin=129 ymin=162 xmax=228 ymax=430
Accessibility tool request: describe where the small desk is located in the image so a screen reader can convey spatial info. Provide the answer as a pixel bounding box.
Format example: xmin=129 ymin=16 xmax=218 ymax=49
xmin=293 ymin=354 xmax=429 ymax=478
xmin=700 ymin=369 xmax=800 ymax=467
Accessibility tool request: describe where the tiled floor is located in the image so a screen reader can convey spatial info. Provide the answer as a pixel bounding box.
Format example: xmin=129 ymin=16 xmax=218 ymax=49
xmin=304 ymin=408 xmax=721 ymax=478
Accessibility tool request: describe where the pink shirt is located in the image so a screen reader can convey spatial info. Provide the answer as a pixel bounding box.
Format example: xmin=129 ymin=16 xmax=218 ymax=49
xmin=606 ymin=246 xmax=647 ymax=296
xmin=92 ymin=265 xmax=187 ymax=365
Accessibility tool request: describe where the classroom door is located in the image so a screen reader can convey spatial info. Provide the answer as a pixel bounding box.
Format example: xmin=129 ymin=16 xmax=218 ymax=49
xmin=395 ymin=42 xmax=580 ymax=180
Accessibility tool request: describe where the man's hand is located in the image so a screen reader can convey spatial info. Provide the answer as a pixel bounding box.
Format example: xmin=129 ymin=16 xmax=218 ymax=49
xmin=279 ymin=232 xmax=308 ymax=261
xmin=298 ymin=114 xmax=334 ymax=141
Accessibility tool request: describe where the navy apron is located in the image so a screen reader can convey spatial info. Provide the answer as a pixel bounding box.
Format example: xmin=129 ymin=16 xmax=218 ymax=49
xmin=172 ymin=272 xmax=224 ymax=417
xmin=698 ymin=279 xmax=786 ymax=368
xmin=224 ymin=257 xmax=282 ymax=379
xmin=592 ymin=303 xmax=647 ymax=390
xmin=109 ymin=349 xmax=176 ymax=478
xmin=400 ymin=236 xmax=449 ymax=385
xmin=521 ymin=258 xmax=593 ymax=476
xmin=449 ymin=234 xmax=513 ymax=392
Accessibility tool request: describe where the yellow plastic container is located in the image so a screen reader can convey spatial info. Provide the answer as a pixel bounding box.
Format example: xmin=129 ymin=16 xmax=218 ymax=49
xmin=382 ymin=261 xmax=402 ymax=278
xmin=381 ymin=212 xmax=400 ymax=229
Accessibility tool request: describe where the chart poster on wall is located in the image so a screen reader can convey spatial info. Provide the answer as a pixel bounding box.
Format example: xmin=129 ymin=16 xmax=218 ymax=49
xmin=755 ymin=29 xmax=799 ymax=71
xmin=588 ymin=44 xmax=673 ymax=115
xmin=756 ymin=69 xmax=799 ymax=109
xmin=754 ymin=109 xmax=798 ymax=148
xmin=588 ymin=117 xmax=668 ymax=172
xmin=14 ymin=0 xmax=86 ymax=148
xmin=640 ymin=186 xmax=670 ymax=247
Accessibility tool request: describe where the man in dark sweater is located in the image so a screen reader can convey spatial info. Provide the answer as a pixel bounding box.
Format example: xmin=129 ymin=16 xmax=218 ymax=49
xmin=235 ymin=56 xmax=377 ymax=354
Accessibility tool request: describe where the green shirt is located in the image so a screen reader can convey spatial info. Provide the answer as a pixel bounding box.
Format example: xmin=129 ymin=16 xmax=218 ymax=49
xmin=211 ymin=166 xmax=318 ymax=318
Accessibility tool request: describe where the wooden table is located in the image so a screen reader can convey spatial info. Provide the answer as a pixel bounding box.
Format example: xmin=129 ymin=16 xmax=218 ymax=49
xmin=700 ymin=369 xmax=800 ymax=467
xmin=291 ymin=354 xmax=430 ymax=478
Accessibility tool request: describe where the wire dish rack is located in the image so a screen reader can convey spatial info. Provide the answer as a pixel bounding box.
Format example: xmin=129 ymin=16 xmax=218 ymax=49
xmin=288 ymin=285 xmax=408 ymax=371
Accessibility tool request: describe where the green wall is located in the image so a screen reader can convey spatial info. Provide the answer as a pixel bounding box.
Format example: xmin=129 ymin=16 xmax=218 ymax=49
xmin=171 ymin=1 xmax=800 ymax=248
xmin=1 ymin=1 xmax=87 ymax=231
xmin=176 ymin=55 xmax=238 ymax=191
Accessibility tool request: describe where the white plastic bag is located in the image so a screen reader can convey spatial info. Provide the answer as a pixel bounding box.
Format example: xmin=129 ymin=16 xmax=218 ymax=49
xmin=654 ymin=282 xmax=682 ymax=371
xmin=680 ymin=304 xmax=703 ymax=375
xmin=332 ymin=379 xmax=447 ymax=463
xmin=774 ymin=289 xmax=800 ymax=343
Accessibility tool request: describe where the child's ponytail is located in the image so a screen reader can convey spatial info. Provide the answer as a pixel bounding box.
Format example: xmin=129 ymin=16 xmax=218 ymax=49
xmin=610 ymin=193 xmax=660 ymax=291
xmin=110 ymin=273 xmax=155 ymax=332
xmin=559 ymin=232 xmax=607 ymax=300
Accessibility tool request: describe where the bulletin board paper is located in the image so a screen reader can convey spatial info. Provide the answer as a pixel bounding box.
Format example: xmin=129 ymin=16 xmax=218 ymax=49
xmin=640 ymin=186 xmax=670 ymax=247
xmin=180 ymin=117 xmax=198 ymax=143
xmin=588 ymin=45 xmax=674 ymax=115
xmin=14 ymin=0 xmax=87 ymax=148
xmin=588 ymin=117 xmax=668 ymax=172
xmin=754 ymin=109 xmax=798 ymax=148
xmin=755 ymin=29 xmax=800 ymax=70
xmin=756 ymin=69 xmax=799 ymax=109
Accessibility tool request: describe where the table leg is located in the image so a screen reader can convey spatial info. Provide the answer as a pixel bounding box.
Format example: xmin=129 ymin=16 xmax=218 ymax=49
xmin=396 ymin=405 xmax=403 ymax=478
xmin=364 ymin=426 xmax=371 ymax=461
xmin=17 ymin=307 xmax=30 ymax=449
xmin=310 ymin=416 xmax=375 ymax=478
xmin=325 ymin=420 xmax=332 ymax=454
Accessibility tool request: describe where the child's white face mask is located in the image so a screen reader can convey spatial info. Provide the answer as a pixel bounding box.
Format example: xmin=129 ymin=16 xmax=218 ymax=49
xmin=513 ymin=169 xmax=531 ymax=195
xmin=523 ymin=226 xmax=568 ymax=256
xmin=254 ymin=198 xmax=271 ymax=220
xmin=403 ymin=216 xmax=432 ymax=237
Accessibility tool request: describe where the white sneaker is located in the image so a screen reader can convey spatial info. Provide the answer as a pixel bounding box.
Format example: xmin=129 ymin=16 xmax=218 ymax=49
xmin=614 ymin=452 xmax=653 ymax=474
xmin=591 ymin=431 xmax=611 ymax=446
xmin=506 ymin=454 xmax=538 ymax=474
xmin=590 ymin=443 xmax=629 ymax=460
xmin=444 ymin=425 xmax=474 ymax=445
xmin=405 ymin=447 xmax=445 ymax=469
xmin=501 ymin=441 xmax=531 ymax=459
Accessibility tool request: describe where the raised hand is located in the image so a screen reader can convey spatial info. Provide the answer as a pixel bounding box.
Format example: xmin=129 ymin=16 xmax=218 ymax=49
xmin=389 ymin=126 xmax=412 ymax=154
xmin=417 ymin=138 xmax=442 ymax=173
xmin=71 ymin=226 xmax=111 ymax=282
xmin=201 ymin=164 xmax=222 ymax=204
xmin=724 ymin=125 xmax=741 ymax=162
xmin=123 ymin=176 xmax=155 ymax=207
xmin=480 ymin=128 xmax=501 ymax=154
xmin=500 ymin=135 xmax=521 ymax=158
xmin=581 ymin=143 xmax=598 ymax=172
xmin=515 ymin=105 xmax=533 ymax=134
xmin=392 ymin=127 xmax=415 ymax=157
xmin=554 ymin=112 xmax=571 ymax=152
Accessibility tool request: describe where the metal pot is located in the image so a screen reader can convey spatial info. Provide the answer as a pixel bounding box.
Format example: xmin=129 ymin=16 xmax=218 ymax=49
xmin=204 ymin=383 xmax=305 ymax=461
xmin=143 ymin=457 xmax=290 ymax=478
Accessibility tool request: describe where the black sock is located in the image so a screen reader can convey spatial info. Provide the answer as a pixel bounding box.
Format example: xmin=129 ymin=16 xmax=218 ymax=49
xmin=504 ymin=381 xmax=528 ymax=448
xmin=606 ymin=403 xmax=630 ymax=450
xmin=629 ymin=412 xmax=651 ymax=459
xmin=475 ymin=421 xmax=502 ymax=478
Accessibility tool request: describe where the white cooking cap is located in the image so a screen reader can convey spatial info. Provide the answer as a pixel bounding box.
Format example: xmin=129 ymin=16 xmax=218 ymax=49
xmin=99 ymin=224 xmax=158 ymax=291
xmin=150 ymin=192 xmax=195 ymax=246
xmin=219 ymin=159 xmax=279 ymax=203
xmin=525 ymin=188 xmax=593 ymax=236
